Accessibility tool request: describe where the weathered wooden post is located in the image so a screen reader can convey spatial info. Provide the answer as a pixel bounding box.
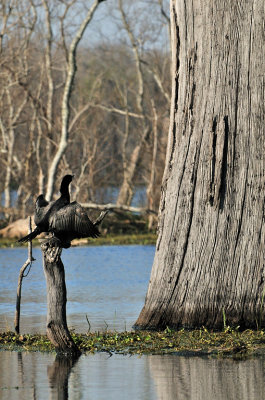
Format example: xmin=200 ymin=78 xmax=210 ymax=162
xmin=41 ymin=237 xmax=81 ymax=356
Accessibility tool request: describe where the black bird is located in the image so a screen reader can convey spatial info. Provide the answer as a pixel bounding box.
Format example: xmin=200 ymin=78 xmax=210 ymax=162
xmin=49 ymin=201 xmax=100 ymax=248
xmin=18 ymin=174 xmax=74 ymax=243
xmin=18 ymin=174 xmax=103 ymax=247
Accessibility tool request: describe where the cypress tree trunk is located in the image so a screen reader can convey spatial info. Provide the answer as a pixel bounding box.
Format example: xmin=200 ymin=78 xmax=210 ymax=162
xmin=135 ymin=0 xmax=265 ymax=330
xmin=41 ymin=238 xmax=81 ymax=355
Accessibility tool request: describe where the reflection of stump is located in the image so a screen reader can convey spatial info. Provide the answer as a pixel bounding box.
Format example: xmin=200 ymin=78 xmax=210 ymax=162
xmin=47 ymin=353 xmax=80 ymax=398
xmin=41 ymin=237 xmax=81 ymax=355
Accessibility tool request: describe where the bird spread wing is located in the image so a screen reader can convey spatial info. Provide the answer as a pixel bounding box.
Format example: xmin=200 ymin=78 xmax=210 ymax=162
xmin=49 ymin=202 xmax=99 ymax=239
xmin=34 ymin=200 xmax=53 ymax=227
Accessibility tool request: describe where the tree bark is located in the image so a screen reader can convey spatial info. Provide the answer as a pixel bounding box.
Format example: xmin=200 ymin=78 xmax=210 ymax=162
xmin=41 ymin=238 xmax=81 ymax=355
xmin=135 ymin=0 xmax=265 ymax=330
xmin=147 ymin=100 xmax=159 ymax=229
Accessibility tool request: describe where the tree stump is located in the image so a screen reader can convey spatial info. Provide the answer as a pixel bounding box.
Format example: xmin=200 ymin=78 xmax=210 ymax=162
xmin=41 ymin=238 xmax=81 ymax=355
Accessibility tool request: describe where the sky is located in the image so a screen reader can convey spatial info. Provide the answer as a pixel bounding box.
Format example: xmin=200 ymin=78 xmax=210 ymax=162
xmin=70 ymin=0 xmax=170 ymax=52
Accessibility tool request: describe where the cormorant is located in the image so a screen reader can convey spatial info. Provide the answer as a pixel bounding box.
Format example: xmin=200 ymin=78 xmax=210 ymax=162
xmin=18 ymin=174 xmax=74 ymax=243
xmin=49 ymin=201 xmax=100 ymax=248
xmin=18 ymin=174 xmax=103 ymax=247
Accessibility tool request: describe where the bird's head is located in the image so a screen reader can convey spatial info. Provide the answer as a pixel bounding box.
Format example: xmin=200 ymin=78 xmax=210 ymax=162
xmin=36 ymin=194 xmax=49 ymax=208
xmin=62 ymin=174 xmax=74 ymax=185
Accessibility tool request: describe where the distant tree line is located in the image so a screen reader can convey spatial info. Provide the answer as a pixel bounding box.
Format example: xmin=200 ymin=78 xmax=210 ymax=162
xmin=0 ymin=0 xmax=170 ymax=228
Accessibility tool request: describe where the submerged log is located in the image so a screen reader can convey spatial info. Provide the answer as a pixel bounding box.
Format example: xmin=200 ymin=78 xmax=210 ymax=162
xmin=41 ymin=237 xmax=80 ymax=356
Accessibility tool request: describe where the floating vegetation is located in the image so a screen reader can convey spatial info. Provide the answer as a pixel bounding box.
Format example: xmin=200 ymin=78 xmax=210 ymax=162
xmin=1 ymin=328 xmax=265 ymax=358
xmin=0 ymin=332 xmax=54 ymax=352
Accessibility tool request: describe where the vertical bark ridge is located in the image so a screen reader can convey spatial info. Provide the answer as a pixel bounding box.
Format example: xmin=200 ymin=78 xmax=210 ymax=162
xmin=218 ymin=115 xmax=229 ymax=209
xmin=167 ymin=2 xmax=180 ymax=170
xmin=157 ymin=1 xmax=180 ymax=251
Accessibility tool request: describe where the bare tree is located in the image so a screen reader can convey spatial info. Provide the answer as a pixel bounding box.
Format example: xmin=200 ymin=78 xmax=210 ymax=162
xmin=45 ymin=0 xmax=106 ymax=201
xmin=0 ymin=0 xmax=170 ymax=222
xmin=115 ymin=0 xmax=150 ymax=206
xmin=0 ymin=1 xmax=33 ymax=212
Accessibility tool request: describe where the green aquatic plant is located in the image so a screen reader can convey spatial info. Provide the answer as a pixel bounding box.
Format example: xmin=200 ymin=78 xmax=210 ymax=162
xmin=1 ymin=329 xmax=265 ymax=358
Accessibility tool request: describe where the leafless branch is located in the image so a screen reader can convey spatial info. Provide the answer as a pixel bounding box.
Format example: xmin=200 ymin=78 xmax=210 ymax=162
xmin=14 ymin=217 xmax=35 ymax=334
xmin=91 ymin=102 xmax=144 ymax=119
xmin=81 ymin=202 xmax=157 ymax=215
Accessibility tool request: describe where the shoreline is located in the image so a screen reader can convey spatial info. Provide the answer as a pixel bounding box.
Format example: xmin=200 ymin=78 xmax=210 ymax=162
xmin=0 ymin=233 xmax=157 ymax=248
xmin=1 ymin=329 xmax=265 ymax=359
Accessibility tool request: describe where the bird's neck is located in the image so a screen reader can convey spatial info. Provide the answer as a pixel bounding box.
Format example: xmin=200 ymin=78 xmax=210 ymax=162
xmin=60 ymin=184 xmax=70 ymax=201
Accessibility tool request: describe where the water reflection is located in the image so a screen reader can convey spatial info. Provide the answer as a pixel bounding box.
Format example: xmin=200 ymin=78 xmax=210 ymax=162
xmin=47 ymin=354 xmax=80 ymax=399
xmin=149 ymin=355 xmax=265 ymax=400
xmin=0 ymin=351 xmax=264 ymax=400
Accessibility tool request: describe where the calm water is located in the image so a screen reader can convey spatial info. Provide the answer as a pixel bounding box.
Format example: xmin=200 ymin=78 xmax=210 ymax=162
xmin=0 ymin=245 xmax=154 ymax=333
xmin=1 ymin=245 xmax=265 ymax=399
xmin=0 ymin=351 xmax=264 ymax=400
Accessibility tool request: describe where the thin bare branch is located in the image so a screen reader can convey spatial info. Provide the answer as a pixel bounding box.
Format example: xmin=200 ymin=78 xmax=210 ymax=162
xmin=91 ymin=102 xmax=144 ymax=119
xmin=81 ymin=202 xmax=157 ymax=215
xmin=14 ymin=217 xmax=35 ymax=334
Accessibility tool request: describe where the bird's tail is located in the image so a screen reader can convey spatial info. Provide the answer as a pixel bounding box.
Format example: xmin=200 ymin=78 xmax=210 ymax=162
xmin=17 ymin=227 xmax=41 ymax=243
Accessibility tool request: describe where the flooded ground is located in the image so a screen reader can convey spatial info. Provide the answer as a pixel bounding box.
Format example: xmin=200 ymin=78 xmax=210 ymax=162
xmin=1 ymin=245 xmax=265 ymax=399
xmin=0 ymin=245 xmax=154 ymax=333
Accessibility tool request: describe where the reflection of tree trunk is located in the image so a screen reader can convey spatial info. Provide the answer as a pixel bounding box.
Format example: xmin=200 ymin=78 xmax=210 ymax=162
xmin=17 ymin=351 xmax=37 ymax=399
xmin=47 ymin=354 xmax=80 ymax=400
xmin=41 ymin=238 xmax=80 ymax=355
xmin=149 ymin=355 xmax=265 ymax=400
